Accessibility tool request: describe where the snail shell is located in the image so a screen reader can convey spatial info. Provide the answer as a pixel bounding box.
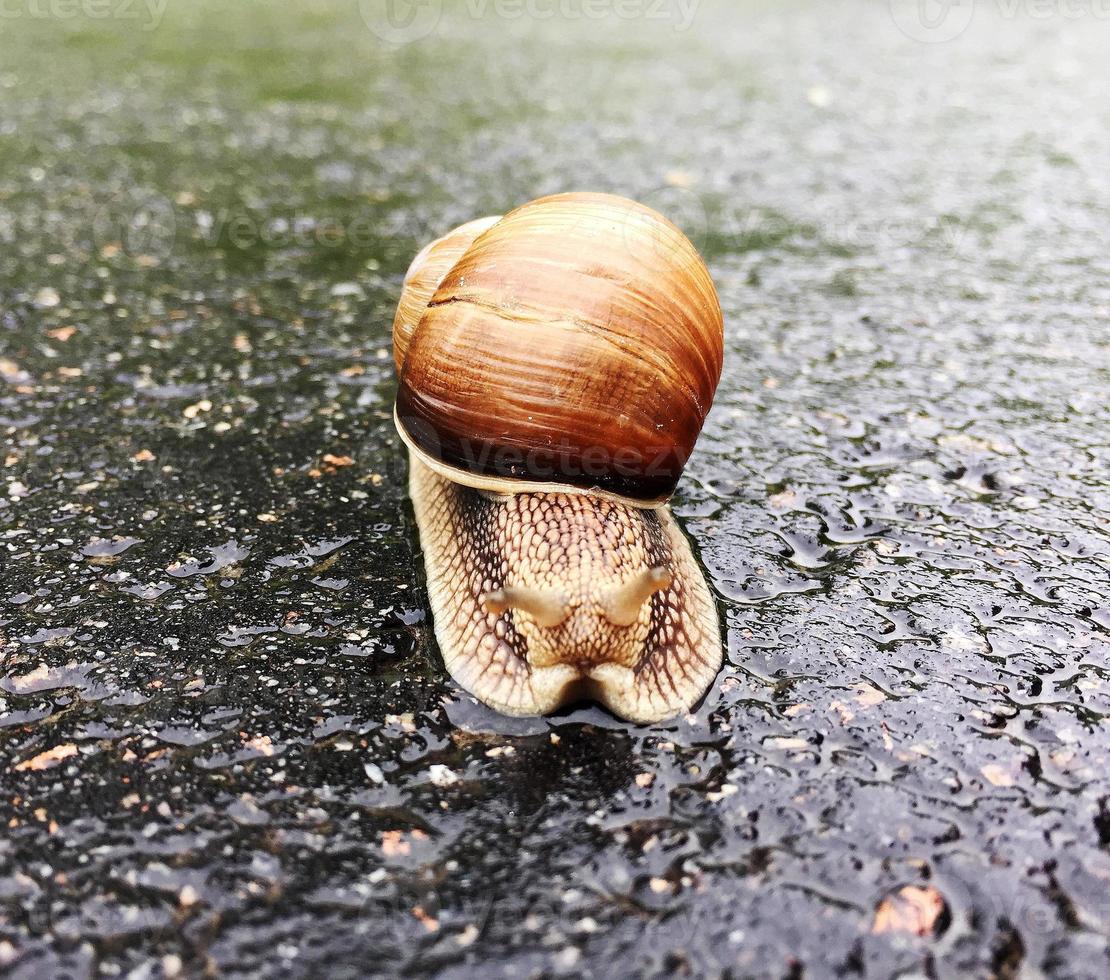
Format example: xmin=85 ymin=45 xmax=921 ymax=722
xmin=392 ymin=214 xmax=501 ymax=374
xmin=395 ymin=192 xmax=723 ymax=505
xmin=394 ymin=193 xmax=723 ymax=722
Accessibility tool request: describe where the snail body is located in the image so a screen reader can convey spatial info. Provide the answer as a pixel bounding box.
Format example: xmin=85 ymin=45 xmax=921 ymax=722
xmin=394 ymin=193 xmax=723 ymax=723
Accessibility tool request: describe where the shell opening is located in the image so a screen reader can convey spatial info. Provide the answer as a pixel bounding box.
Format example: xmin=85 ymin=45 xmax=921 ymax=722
xmin=601 ymin=566 xmax=673 ymax=627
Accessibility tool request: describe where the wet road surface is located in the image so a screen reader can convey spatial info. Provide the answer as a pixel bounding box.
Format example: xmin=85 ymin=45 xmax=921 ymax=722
xmin=1 ymin=2 xmax=1108 ymax=976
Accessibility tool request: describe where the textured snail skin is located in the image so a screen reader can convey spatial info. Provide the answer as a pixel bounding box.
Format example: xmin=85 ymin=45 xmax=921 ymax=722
xmin=408 ymin=455 xmax=721 ymax=723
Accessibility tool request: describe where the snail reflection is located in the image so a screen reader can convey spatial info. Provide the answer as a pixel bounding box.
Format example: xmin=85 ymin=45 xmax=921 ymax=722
xmin=393 ymin=193 xmax=723 ymax=722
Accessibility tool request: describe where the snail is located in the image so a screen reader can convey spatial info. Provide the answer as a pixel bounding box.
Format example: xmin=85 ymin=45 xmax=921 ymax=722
xmin=393 ymin=192 xmax=723 ymax=723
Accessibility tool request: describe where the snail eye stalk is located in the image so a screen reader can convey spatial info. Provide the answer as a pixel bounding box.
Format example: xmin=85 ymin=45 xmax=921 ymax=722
xmin=601 ymin=566 xmax=673 ymax=627
xmin=482 ymin=586 xmax=571 ymax=629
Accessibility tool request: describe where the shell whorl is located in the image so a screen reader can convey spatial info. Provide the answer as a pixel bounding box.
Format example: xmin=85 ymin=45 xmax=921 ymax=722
xmin=393 ymin=192 xmax=724 ymax=505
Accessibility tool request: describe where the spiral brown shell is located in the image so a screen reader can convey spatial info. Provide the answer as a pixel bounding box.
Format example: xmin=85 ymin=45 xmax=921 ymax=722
xmin=393 ymin=192 xmax=724 ymax=505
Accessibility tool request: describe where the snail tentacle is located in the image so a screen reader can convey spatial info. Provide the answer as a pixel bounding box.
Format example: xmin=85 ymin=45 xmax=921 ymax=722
xmin=481 ymin=586 xmax=571 ymax=628
xmin=602 ymin=566 xmax=673 ymax=627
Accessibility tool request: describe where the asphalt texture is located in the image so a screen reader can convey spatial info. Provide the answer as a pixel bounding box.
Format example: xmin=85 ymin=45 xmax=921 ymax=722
xmin=1 ymin=2 xmax=1108 ymax=977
